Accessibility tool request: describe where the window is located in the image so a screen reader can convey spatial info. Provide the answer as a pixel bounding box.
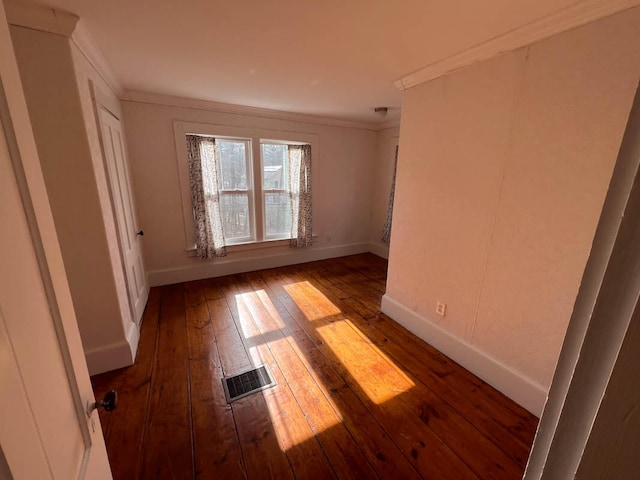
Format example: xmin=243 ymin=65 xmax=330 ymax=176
xmin=175 ymin=122 xmax=316 ymax=258
xmin=206 ymin=138 xmax=304 ymax=245
xmin=216 ymin=139 xmax=253 ymax=243
xmin=261 ymin=142 xmax=292 ymax=239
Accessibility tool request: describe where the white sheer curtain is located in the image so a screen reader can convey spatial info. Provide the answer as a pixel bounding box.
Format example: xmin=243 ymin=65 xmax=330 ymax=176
xmin=381 ymin=145 xmax=399 ymax=244
xmin=288 ymin=144 xmax=312 ymax=248
xmin=187 ymin=135 xmax=227 ymax=258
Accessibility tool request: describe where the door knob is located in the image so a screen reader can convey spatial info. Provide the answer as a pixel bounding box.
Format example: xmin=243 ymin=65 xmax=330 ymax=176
xmin=90 ymin=390 xmax=118 ymax=413
xmin=136 ymin=230 xmax=144 ymax=236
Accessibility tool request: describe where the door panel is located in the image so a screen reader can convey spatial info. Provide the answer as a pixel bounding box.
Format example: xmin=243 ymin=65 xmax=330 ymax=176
xmin=0 ymin=308 xmax=52 ymax=479
xmin=0 ymin=3 xmax=111 ymax=476
xmin=98 ymin=107 xmax=148 ymax=324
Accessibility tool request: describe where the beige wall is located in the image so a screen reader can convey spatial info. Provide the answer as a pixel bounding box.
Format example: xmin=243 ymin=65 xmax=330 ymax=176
xmin=10 ymin=26 xmax=136 ymax=374
xmin=122 ymin=100 xmax=378 ymax=283
xmin=386 ymin=6 xmax=640 ymax=395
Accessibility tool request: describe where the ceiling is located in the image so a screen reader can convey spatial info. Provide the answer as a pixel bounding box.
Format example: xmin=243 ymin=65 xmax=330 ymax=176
xmin=11 ymin=0 xmax=580 ymax=123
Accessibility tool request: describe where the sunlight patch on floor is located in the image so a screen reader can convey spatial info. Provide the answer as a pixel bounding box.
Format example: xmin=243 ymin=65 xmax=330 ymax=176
xmin=284 ymin=281 xmax=414 ymax=405
xmin=283 ymin=281 xmax=341 ymax=321
xmin=254 ymin=289 xmax=287 ymax=329
xmin=233 ymin=292 xmax=261 ymax=342
xmin=316 ymin=319 xmax=415 ymax=405
xmin=233 ymin=289 xmax=342 ymax=449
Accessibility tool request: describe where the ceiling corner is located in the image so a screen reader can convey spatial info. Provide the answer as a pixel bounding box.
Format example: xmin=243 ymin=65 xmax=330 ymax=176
xmin=4 ymin=2 xmax=79 ymax=37
xmin=71 ymin=20 xmax=124 ymax=96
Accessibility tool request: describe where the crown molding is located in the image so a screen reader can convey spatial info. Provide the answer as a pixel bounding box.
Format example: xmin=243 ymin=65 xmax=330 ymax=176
xmin=4 ymin=2 xmax=78 ymax=36
xmin=378 ymin=119 xmax=401 ymax=130
xmin=395 ymin=0 xmax=640 ymax=90
xmin=71 ymin=21 xmax=124 ymax=96
xmin=122 ymin=90 xmax=387 ymax=131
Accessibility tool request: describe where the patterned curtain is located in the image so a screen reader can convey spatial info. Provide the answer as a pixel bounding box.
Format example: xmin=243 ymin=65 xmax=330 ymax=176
xmin=381 ymin=145 xmax=399 ymax=244
xmin=288 ymin=144 xmax=312 ymax=247
xmin=187 ymin=135 xmax=227 ymax=258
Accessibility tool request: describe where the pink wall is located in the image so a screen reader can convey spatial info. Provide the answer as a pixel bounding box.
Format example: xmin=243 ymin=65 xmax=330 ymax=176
xmin=386 ymin=7 xmax=640 ymax=393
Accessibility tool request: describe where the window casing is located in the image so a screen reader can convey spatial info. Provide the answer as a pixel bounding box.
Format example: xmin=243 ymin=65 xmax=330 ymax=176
xmin=174 ymin=122 xmax=317 ymax=251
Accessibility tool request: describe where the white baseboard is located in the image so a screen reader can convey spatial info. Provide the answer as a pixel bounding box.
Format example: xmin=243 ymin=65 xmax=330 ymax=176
xmin=148 ymin=242 xmax=371 ymax=286
xmin=125 ymin=320 xmax=140 ymax=361
xmin=368 ymin=241 xmax=390 ymax=259
xmin=84 ymin=339 xmax=135 ymax=376
xmin=381 ymin=294 xmax=547 ymax=416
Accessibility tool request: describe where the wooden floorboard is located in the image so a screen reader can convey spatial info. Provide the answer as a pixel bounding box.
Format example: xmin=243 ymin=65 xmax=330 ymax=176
xmin=92 ymin=253 xmax=538 ymax=479
xmin=223 ymin=277 xmax=336 ymax=480
xmin=185 ymin=280 xmax=246 ymax=478
xmin=303 ymin=261 xmax=534 ymax=468
xmin=211 ymin=282 xmax=295 ymax=480
xmin=245 ymin=270 xmax=424 ymax=480
xmin=90 ymin=287 xmax=161 ymax=479
xmin=265 ymin=267 xmax=479 ymax=479
xmin=243 ymin=272 xmax=382 ymax=480
xmin=140 ymin=284 xmax=193 ymax=479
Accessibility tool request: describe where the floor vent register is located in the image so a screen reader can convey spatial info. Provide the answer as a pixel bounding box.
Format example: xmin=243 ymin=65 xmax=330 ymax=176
xmin=222 ymin=364 xmax=277 ymax=403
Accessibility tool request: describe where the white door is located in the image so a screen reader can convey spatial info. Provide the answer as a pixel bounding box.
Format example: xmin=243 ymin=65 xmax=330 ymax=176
xmin=97 ymin=106 xmax=148 ymax=324
xmin=0 ymin=4 xmax=111 ymax=477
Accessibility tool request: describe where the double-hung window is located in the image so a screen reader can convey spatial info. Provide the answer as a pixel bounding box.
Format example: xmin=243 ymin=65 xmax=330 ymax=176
xmin=176 ymin=122 xmax=315 ymax=258
xmin=261 ymin=142 xmax=292 ymax=240
xmin=216 ymin=138 xmax=253 ymax=243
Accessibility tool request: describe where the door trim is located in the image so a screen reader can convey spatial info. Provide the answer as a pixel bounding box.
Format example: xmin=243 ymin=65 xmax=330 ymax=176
xmin=91 ymin=80 xmax=148 ymax=327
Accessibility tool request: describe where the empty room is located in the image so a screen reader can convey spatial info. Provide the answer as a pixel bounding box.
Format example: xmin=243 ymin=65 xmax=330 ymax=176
xmin=2 ymin=0 xmax=640 ymax=479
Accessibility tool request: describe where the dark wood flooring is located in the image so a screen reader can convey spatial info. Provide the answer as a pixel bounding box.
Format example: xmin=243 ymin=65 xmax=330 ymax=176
xmin=91 ymin=254 xmax=538 ymax=479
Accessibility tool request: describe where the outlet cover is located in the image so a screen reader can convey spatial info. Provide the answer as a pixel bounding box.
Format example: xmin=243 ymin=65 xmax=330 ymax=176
xmin=436 ymin=302 xmax=446 ymax=317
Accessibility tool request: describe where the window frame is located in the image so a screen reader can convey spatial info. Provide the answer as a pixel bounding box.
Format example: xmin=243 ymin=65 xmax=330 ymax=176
xmin=173 ymin=121 xmax=318 ymax=253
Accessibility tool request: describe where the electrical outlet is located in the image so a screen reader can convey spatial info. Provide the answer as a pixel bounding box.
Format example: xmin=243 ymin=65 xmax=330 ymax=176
xmin=436 ymin=302 xmax=446 ymax=317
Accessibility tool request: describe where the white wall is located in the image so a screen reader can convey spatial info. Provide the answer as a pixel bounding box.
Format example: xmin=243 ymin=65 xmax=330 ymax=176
xmin=10 ymin=25 xmax=137 ymax=374
xmin=122 ymin=99 xmax=378 ymax=285
xmin=369 ymin=126 xmax=400 ymax=259
xmin=383 ymin=7 xmax=640 ymax=414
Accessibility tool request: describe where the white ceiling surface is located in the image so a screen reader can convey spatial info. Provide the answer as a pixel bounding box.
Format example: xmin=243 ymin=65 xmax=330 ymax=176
xmin=14 ymin=0 xmax=580 ymax=123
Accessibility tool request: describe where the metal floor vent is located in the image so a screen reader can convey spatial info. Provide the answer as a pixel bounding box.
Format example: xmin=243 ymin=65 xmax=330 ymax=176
xmin=222 ymin=364 xmax=277 ymax=403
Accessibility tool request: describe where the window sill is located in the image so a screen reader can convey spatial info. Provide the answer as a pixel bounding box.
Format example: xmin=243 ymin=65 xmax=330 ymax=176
xmin=185 ymin=235 xmax=317 ymax=257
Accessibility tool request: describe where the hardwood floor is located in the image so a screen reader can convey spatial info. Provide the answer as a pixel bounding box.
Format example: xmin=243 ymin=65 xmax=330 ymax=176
xmin=91 ymin=254 xmax=538 ymax=479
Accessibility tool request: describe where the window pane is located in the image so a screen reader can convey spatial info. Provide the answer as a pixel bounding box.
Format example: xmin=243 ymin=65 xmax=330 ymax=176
xmin=218 ymin=140 xmax=248 ymax=190
xmin=265 ymin=192 xmax=291 ymax=237
xmin=261 ymin=144 xmax=288 ymax=190
xmin=219 ymin=193 xmax=250 ymax=240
